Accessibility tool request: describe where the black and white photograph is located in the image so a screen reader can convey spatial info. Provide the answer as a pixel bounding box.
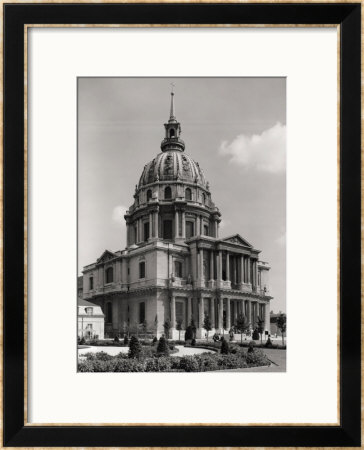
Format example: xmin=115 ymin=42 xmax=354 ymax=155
xmin=77 ymin=77 xmax=286 ymax=372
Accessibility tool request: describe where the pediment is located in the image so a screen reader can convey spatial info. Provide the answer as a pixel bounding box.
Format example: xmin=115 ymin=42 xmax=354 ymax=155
xmin=97 ymin=250 xmax=117 ymax=264
xmin=221 ymin=234 xmax=253 ymax=248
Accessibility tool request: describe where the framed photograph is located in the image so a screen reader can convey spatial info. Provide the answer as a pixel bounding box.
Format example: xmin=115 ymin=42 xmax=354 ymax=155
xmin=3 ymin=1 xmax=361 ymax=447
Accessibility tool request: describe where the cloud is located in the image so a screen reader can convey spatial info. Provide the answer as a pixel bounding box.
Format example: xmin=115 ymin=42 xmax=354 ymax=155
xmin=112 ymin=205 xmax=128 ymax=224
xmin=219 ymin=122 xmax=286 ymax=174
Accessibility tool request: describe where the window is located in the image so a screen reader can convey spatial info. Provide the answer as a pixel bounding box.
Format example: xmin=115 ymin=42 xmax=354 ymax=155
xmin=89 ymin=276 xmax=93 ymax=290
xmin=186 ymin=221 xmax=194 ymax=239
xmin=144 ymin=222 xmax=150 ymax=241
xmin=85 ymin=307 xmax=93 ymax=315
xmin=106 ymin=267 xmax=114 ymax=283
xmin=139 ymin=261 xmax=146 ymax=279
xmin=174 ymin=260 xmax=183 ymax=278
xmin=146 ymin=189 xmax=152 ymax=202
xmin=204 ymin=224 xmax=209 ymax=236
xmin=185 ymin=188 xmax=192 ymax=201
xmin=139 ymin=302 xmax=145 ymax=324
xmin=163 ymin=220 xmax=173 ymax=239
xmin=202 ymin=193 xmax=206 ymax=204
xmin=169 ymin=128 xmax=175 ymax=138
xmin=106 ymin=302 xmax=112 ymax=323
xmin=164 ymin=186 xmax=172 ymax=199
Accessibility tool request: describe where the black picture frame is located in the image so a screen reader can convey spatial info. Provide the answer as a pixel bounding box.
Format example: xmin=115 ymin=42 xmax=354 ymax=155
xmin=3 ymin=2 xmax=361 ymax=447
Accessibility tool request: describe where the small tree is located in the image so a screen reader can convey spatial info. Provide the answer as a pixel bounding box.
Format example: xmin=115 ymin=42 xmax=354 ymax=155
xmin=236 ymin=313 xmax=250 ymax=343
xmin=185 ymin=326 xmax=194 ymax=342
xmin=190 ymin=318 xmax=197 ymax=339
xmin=142 ymin=319 xmax=148 ymax=338
xmin=154 ymin=314 xmax=158 ymax=335
xmin=257 ymin=316 xmax=265 ymax=344
xmin=163 ymin=319 xmax=171 ymax=340
xmin=221 ymin=337 xmax=230 ymax=354
xmin=176 ymin=319 xmax=183 ymax=341
xmin=277 ymin=313 xmax=287 ymax=346
xmin=252 ymin=328 xmax=260 ymax=340
xmin=128 ymin=336 xmax=142 ymax=359
xmin=157 ymin=336 xmax=170 ymax=356
xmin=203 ymin=314 xmax=212 ymax=341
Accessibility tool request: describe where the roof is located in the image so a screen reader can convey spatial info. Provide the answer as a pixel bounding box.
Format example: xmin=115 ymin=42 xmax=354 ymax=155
xmin=78 ymin=298 xmax=99 ymax=308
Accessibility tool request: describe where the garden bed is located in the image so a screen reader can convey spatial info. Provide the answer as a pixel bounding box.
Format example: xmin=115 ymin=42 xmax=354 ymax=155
xmin=78 ymin=346 xmax=270 ymax=372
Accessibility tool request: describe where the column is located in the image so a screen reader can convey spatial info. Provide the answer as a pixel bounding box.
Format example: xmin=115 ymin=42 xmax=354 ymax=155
xmin=234 ymin=300 xmax=238 ymax=323
xmin=209 ymin=251 xmax=214 ymax=280
xmin=210 ymin=298 xmax=215 ymax=329
xmin=126 ymin=224 xmax=130 ymax=246
xmin=196 ymin=216 xmax=201 ymax=236
xmin=174 ymin=210 xmax=179 ymax=238
xmin=226 ymin=299 xmax=231 ymax=330
xmin=217 ymin=250 xmax=222 ymax=282
xmin=187 ymin=297 xmax=192 ymax=324
xmin=149 ymin=212 xmax=153 ymax=239
xmin=200 ymin=249 xmax=204 ymax=280
xmin=247 ymin=300 xmax=252 ymax=325
xmin=233 ymin=257 xmax=237 ymax=284
xmin=154 ymin=211 xmax=158 ymax=238
xmin=214 ymin=220 xmax=218 ymax=238
xmin=255 ymin=261 xmax=258 ymax=288
xmin=180 ymin=211 xmax=185 ymax=239
xmin=138 ymin=218 xmax=142 ymax=243
xmin=171 ymin=295 xmax=176 ymax=329
xmin=240 ymin=255 xmax=244 ymax=284
xmin=226 ymin=252 xmax=230 ymax=281
xmin=264 ymin=302 xmax=270 ymax=334
xmin=247 ymin=257 xmax=251 ymax=284
xmin=218 ymin=296 xmax=223 ymax=329
xmin=199 ymin=297 xmax=204 ymax=328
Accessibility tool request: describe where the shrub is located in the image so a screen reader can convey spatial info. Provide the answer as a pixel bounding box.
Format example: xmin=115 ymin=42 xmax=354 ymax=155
xmin=248 ymin=341 xmax=256 ymax=353
xmin=265 ymin=337 xmax=273 ymax=348
xmin=79 ymin=337 xmax=86 ymax=345
xmin=145 ymin=357 xmax=172 ymax=372
xmin=220 ymin=338 xmax=230 ymax=355
xmin=184 ymin=326 xmax=194 ymax=341
xmin=123 ymin=335 xmax=129 ymax=345
xmin=128 ymin=336 xmax=142 ymax=359
xmin=94 ymin=351 xmax=113 ymax=361
xmin=113 ymin=358 xmax=145 ymax=372
xmin=191 ymin=338 xmax=196 ymax=346
xmin=179 ymin=356 xmax=200 ymax=372
xmin=246 ymin=348 xmax=270 ymax=367
xmin=196 ymin=354 xmax=219 ymax=372
xmin=114 ymin=335 xmax=120 ymax=342
xmin=252 ymin=328 xmax=260 ymax=340
xmin=151 ymin=336 xmax=158 ymax=346
xmin=157 ymin=336 xmax=170 ymax=356
xmin=78 ymin=360 xmax=95 ymax=372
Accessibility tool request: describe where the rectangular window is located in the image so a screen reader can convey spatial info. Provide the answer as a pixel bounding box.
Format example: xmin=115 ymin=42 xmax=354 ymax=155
xmin=144 ymin=222 xmax=150 ymax=241
xmin=139 ymin=302 xmax=145 ymax=324
xmin=139 ymin=261 xmax=146 ymax=279
xmin=186 ymin=221 xmax=194 ymax=239
xmin=174 ymin=260 xmax=183 ymax=278
xmin=163 ymin=220 xmax=173 ymax=239
xmin=89 ymin=276 xmax=93 ymax=290
xmin=204 ymin=224 xmax=209 ymax=236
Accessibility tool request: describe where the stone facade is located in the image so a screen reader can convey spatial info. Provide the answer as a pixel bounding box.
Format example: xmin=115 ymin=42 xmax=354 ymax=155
xmin=81 ymin=91 xmax=272 ymax=339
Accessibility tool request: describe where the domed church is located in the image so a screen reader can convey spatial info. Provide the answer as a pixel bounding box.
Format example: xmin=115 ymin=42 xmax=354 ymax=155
xmin=81 ymin=91 xmax=272 ymax=339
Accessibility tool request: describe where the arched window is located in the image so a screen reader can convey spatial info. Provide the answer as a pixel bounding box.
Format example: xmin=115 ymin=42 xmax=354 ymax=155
xmin=164 ymin=186 xmax=172 ymax=199
xmin=89 ymin=276 xmax=93 ymax=290
xmin=169 ymin=128 xmax=175 ymax=138
xmin=106 ymin=302 xmax=112 ymax=323
xmin=185 ymin=188 xmax=192 ymax=201
xmin=146 ymin=189 xmax=152 ymax=202
xmin=202 ymin=193 xmax=206 ymax=204
xmin=106 ymin=267 xmax=113 ymax=284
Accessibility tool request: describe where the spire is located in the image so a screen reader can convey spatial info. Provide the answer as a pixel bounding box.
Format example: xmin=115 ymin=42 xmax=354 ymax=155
xmin=161 ymin=84 xmax=185 ymax=152
xmin=169 ymin=83 xmax=176 ymax=122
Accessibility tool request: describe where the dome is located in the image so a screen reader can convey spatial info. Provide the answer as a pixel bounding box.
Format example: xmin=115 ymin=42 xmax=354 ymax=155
xmin=138 ymin=151 xmax=207 ymax=188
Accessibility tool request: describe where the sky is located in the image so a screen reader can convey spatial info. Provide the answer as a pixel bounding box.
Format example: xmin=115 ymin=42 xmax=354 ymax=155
xmin=78 ymin=77 xmax=286 ymax=313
